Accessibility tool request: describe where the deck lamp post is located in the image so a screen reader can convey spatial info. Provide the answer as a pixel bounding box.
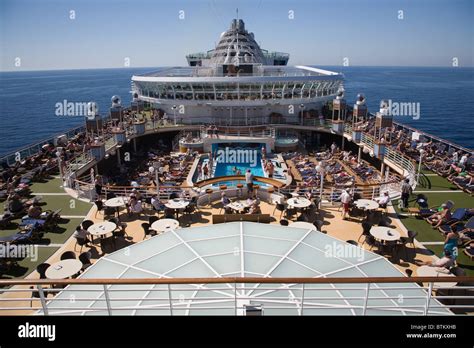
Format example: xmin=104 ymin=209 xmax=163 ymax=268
xmin=172 ymin=105 xmax=177 ymax=126
xmin=417 ymin=148 xmax=425 ymax=185
xmin=315 ymin=163 xmax=325 ymax=209
xmin=153 ymin=161 xmax=161 ymax=195
xmin=299 ymin=104 xmax=305 ymax=126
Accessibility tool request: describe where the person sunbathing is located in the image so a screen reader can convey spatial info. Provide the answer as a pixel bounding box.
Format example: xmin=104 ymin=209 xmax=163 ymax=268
xmin=27 ymin=205 xmax=42 ymax=219
xmin=427 ymin=204 xmax=452 ymax=228
xmin=416 ymin=250 xmax=455 ymax=269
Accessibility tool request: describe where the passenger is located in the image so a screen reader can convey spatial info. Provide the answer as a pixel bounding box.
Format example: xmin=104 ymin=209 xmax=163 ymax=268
xmin=417 ymin=250 xmax=455 ymax=269
xmin=151 ymin=194 xmax=165 ymax=212
xmin=266 ymin=161 xmax=274 ymax=178
xmin=221 ymin=192 xmax=231 ymax=207
xmin=7 ymin=194 xmax=24 ymax=214
xmin=27 ymin=205 xmax=42 ymax=219
xmin=73 ymin=225 xmax=91 ymax=244
xmin=129 ymin=198 xmax=143 ymax=215
xmin=245 ymin=169 xmax=254 ymax=197
xmin=443 ymin=229 xmax=459 ymax=257
xmin=400 ymin=179 xmax=412 ymax=209
xmin=376 ymin=192 xmax=390 ymax=208
xmin=427 ymin=204 xmax=452 ymax=228
xmin=340 ymin=189 xmax=351 ymax=220
xmin=248 ymin=201 xmax=261 ymax=214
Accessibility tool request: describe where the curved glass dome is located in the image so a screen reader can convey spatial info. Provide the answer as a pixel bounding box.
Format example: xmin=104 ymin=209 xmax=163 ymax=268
xmin=44 ymin=222 xmax=451 ymax=316
xmin=210 ymin=19 xmax=266 ymax=65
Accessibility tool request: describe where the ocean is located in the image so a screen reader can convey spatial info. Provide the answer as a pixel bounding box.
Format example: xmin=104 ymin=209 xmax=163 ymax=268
xmin=0 ymin=66 xmax=472 ymax=156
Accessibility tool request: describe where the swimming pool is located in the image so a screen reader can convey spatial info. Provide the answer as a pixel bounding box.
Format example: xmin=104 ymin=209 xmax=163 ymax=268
xmin=213 ymin=157 xmax=265 ymax=177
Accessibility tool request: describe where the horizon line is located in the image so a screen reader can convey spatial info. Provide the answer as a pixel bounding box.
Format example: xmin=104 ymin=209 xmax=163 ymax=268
xmin=1 ymin=64 xmax=473 ymax=73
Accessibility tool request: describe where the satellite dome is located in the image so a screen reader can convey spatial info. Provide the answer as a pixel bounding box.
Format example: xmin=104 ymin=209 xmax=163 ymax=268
xmin=356 ymin=93 xmax=366 ymax=105
xmin=336 ymin=87 xmax=345 ymax=99
xmin=380 ymin=99 xmax=390 ymax=108
xmin=86 ymin=102 xmax=98 ymax=118
xmin=111 ymin=95 xmax=121 ymax=107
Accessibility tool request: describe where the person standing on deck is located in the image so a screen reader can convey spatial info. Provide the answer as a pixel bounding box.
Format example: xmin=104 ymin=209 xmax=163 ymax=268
xmin=245 ymin=169 xmax=254 ymax=198
xmin=401 ymin=178 xmax=412 ymax=209
xmin=340 ymin=189 xmax=351 ymax=220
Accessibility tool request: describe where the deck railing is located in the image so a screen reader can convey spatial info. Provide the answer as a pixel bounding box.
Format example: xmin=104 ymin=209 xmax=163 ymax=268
xmin=0 ymin=277 xmax=472 ymax=316
xmin=0 ymin=125 xmax=85 ymax=166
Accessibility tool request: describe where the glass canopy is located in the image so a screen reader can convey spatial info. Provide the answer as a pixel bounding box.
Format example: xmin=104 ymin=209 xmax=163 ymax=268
xmin=43 ymin=222 xmax=452 ymax=316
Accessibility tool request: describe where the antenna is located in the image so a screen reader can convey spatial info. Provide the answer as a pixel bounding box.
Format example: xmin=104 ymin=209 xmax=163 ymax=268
xmin=236 ymin=8 xmax=239 ymax=20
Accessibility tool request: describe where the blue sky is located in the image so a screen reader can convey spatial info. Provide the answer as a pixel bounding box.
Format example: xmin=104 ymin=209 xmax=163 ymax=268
xmin=0 ymin=0 xmax=472 ymax=71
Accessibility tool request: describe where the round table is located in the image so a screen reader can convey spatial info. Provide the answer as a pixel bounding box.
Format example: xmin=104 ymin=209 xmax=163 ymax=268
xmin=105 ymin=197 xmax=128 ymax=219
xmin=88 ymin=221 xmax=117 ymax=237
xmin=370 ymin=226 xmax=401 ymax=242
xmin=105 ymin=197 xmax=127 ymax=208
xmin=289 ymin=221 xmax=317 ymax=231
xmin=165 ymin=199 xmax=189 ymax=219
xmin=354 ymin=199 xmax=379 ymax=210
xmin=165 ymin=199 xmax=189 ymax=210
xmin=151 ymin=218 xmax=179 ymax=233
xmin=287 ymin=197 xmax=312 ymax=209
xmin=416 ymin=265 xmax=458 ymax=288
xmin=46 ymin=259 xmax=83 ymax=279
xmin=227 ymin=200 xmax=250 ymax=213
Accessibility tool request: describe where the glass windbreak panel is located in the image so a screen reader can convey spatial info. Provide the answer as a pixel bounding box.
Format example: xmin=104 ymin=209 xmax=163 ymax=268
xmin=287 ymin=244 xmax=350 ymax=274
xmin=189 ymin=237 xmax=240 ymax=255
xmin=166 ymin=259 xmax=216 ymax=278
xmin=271 ymin=258 xmax=319 ymax=278
xmin=177 ymin=223 xmax=239 ymax=241
xmin=244 ymin=253 xmax=280 ymax=275
xmin=243 ymin=235 xmax=294 ymax=256
xmin=358 ymin=259 xmax=403 ymax=276
xmin=134 ymin=244 xmax=196 ymax=275
xmin=106 ymin=232 xmax=181 ymax=264
xmin=203 ymin=253 xmax=240 ymax=275
xmin=81 ymin=258 xmax=127 ymax=279
xmin=243 ymin=223 xmax=305 ymax=241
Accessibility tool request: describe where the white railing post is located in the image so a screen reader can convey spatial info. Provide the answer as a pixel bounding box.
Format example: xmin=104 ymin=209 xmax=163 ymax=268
xmin=234 ymin=282 xmax=238 ymax=316
xmin=103 ymin=284 xmax=112 ymax=315
xmin=37 ymin=285 xmax=49 ymax=315
xmin=300 ymin=283 xmax=305 ymax=316
xmin=423 ymin=282 xmax=434 ymax=316
xmin=167 ymin=284 xmax=174 ymax=316
xmin=362 ymin=282 xmax=370 ymax=315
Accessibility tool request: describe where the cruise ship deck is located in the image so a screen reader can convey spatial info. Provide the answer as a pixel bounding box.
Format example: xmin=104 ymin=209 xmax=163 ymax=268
xmin=0 ymin=18 xmax=473 ymax=317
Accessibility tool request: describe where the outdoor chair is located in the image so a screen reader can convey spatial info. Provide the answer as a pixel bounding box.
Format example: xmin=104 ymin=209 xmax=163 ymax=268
xmin=142 ymin=222 xmax=157 ymax=240
xmin=36 ymin=263 xmax=50 ymax=279
xmin=60 ymin=251 xmax=76 ymax=260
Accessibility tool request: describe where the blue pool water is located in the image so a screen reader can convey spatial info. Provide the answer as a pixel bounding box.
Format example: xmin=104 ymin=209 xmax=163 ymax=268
xmin=214 ymin=158 xmax=265 ymax=177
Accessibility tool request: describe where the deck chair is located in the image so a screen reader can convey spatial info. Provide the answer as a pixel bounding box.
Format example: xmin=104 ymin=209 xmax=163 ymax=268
xmin=438 ymin=208 xmax=468 ymax=234
xmin=453 ymin=216 xmax=474 ymax=243
xmin=419 ymin=200 xmax=454 ymax=218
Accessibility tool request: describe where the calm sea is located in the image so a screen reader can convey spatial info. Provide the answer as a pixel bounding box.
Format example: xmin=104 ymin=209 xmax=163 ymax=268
xmin=0 ymin=66 xmax=472 ymax=156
